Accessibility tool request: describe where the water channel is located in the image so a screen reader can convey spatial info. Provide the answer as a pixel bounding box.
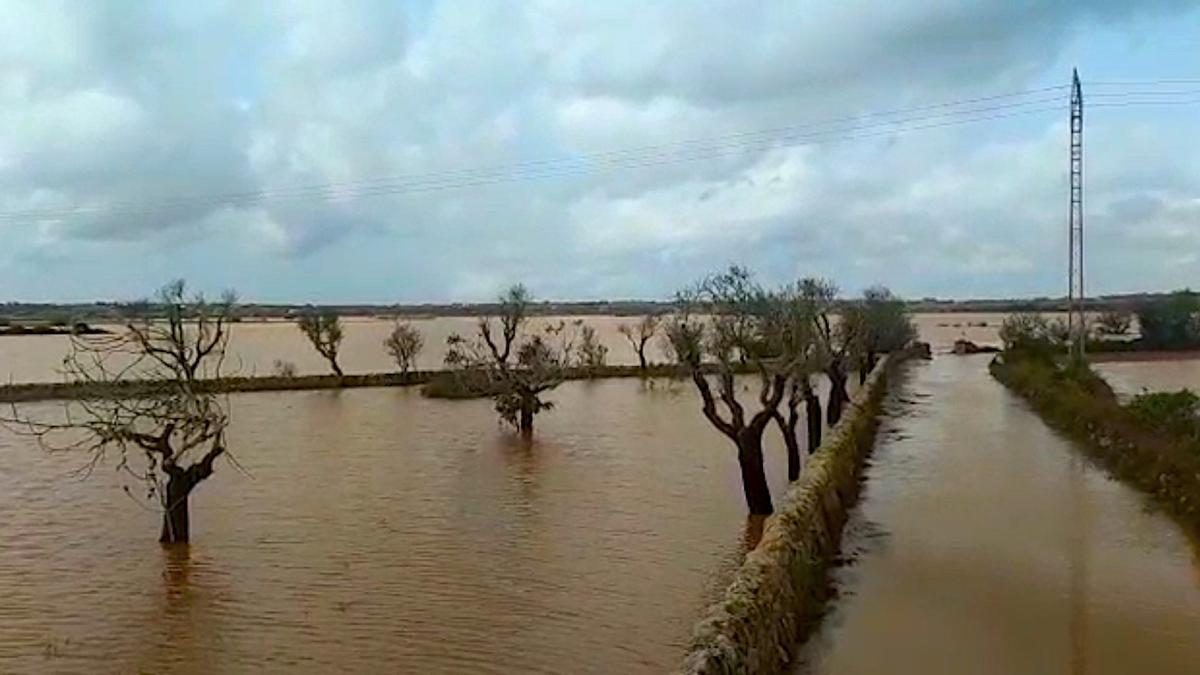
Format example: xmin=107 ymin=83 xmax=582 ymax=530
xmin=797 ymin=355 xmax=1200 ymax=675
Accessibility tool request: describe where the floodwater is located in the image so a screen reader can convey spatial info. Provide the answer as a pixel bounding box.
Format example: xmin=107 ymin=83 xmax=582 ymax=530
xmin=0 ymin=376 xmax=845 ymax=673
xmin=1094 ymin=358 xmax=1200 ymax=399
xmin=796 ymin=355 xmax=1200 ymax=675
xmin=6 ymin=314 xmax=1196 ymax=673
xmin=0 ymin=313 xmax=1014 ymax=384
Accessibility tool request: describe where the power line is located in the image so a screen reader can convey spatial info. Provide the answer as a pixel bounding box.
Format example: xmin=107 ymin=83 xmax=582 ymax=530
xmin=0 ymin=85 xmax=1073 ymax=221
xmin=0 ymin=100 xmax=1070 ymax=223
xmin=0 ymin=80 xmax=1195 ymax=223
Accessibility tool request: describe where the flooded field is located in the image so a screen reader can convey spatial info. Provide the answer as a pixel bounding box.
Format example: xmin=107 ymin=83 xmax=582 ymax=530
xmin=797 ymin=356 xmax=1200 ymax=675
xmin=0 ymin=313 xmax=1015 ymax=384
xmin=1094 ymin=359 xmax=1200 ymax=398
xmin=4 ymin=318 xmax=1196 ymax=673
xmin=0 ymin=376 xmax=840 ymax=673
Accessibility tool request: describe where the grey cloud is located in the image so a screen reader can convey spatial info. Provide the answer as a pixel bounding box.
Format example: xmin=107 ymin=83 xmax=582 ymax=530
xmin=0 ymin=0 xmax=1198 ymax=301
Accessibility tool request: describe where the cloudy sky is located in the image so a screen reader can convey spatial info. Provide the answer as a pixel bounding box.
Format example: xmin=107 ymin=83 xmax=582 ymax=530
xmin=1 ymin=1 xmax=1198 ymax=303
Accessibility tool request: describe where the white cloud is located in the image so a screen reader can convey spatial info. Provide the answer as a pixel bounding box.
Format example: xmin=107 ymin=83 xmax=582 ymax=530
xmin=0 ymin=0 xmax=1197 ymax=301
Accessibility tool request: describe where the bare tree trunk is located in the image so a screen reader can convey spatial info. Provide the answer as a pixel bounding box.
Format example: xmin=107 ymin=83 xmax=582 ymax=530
xmin=826 ymin=367 xmax=848 ymax=426
xmin=329 ymin=358 xmax=344 ymax=379
xmin=858 ymin=352 xmax=878 ymax=385
xmin=805 ymin=390 xmax=822 ymax=454
xmin=784 ymin=412 xmax=801 ymax=482
xmin=736 ymin=425 xmax=774 ymax=515
xmin=774 ymin=403 xmax=802 ymax=482
xmin=160 ymin=475 xmax=193 ymax=544
xmin=637 ymin=346 xmax=648 ymax=372
xmin=519 ymin=403 xmax=534 ymax=434
xmin=159 ymin=445 xmax=222 ymax=545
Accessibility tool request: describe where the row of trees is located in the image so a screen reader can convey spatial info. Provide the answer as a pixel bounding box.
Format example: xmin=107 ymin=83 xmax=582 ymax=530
xmin=3 ymin=270 xmax=915 ymax=545
xmin=296 ymin=311 xmax=424 ymax=377
xmin=441 ymin=269 xmax=916 ymax=515
xmin=663 ymin=268 xmax=915 ymax=515
xmin=1000 ymin=290 xmax=1200 ymax=353
xmin=294 ymin=308 xmax=659 ymax=381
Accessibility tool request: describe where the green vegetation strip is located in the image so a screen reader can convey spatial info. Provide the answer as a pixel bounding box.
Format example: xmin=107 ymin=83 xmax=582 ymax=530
xmin=678 ymin=350 xmax=911 ymax=675
xmin=990 ymin=355 xmax=1200 ymax=535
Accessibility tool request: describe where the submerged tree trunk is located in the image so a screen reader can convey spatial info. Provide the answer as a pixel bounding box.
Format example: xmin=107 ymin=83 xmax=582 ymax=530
xmin=159 ymin=445 xmax=223 ymax=545
xmin=783 ymin=412 xmax=801 ymax=482
xmin=160 ymin=477 xmax=192 ymax=544
xmin=736 ymin=425 xmax=774 ymax=515
xmin=805 ymin=389 xmax=822 ymax=454
xmin=774 ymin=387 xmax=803 ymax=482
xmin=519 ymin=401 xmax=535 ymax=434
xmin=826 ymin=367 xmax=849 ymax=426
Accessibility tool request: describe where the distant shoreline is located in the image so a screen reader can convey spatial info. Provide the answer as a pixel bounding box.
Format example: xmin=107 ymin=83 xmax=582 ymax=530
xmin=0 ymin=323 xmax=109 ymax=337
xmin=0 ymin=292 xmax=1169 ymax=324
xmin=0 ymin=364 xmax=685 ymax=404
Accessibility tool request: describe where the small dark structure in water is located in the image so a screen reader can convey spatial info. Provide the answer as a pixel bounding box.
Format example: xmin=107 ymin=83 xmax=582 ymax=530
xmin=953 ymin=339 xmax=999 ymax=355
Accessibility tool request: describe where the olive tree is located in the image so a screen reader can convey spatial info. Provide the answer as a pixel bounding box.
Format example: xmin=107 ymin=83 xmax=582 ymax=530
xmin=1095 ymin=310 xmax=1132 ymax=336
xmin=384 ymin=322 xmax=424 ymax=375
xmin=298 ymin=310 xmax=344 ymax=377
xmin=852 ymin=286 xmax=917 ymax=383
xmin=444 ymin=285 xmax=574 ymax=434
xmin=999 ymin=312 xmax=1062 ymax=358
xmin=767 ymin=284 xmax=822 ymax=481
xmin=666 ymin=267 xmax=811 ymax=515
xmin=577 ymin=323 xmax=609 ymax=371
xmin=801 ymin=278 xmax=860 ymax=427
xmin=618 ymin=314 xmax=661 ymax=372
xmin=3 ymin=281 xmax=236 ymax=545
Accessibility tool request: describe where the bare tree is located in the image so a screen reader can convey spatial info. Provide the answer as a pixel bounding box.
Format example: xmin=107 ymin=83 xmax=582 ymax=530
xmin=384 ymin=322 xmax=424 ymax=375
xmin=666 ymin=267 xmax=811 ymax=515
xmin=1096 ymin=309 xmax=1132 ymax=336
xmin=618 ymin=314 xmax=661 ymax=372
xmin=577 ymin=323 xmax=609 ymax=372
xmin=444 ymin=285 xmax=575 ymax=434
xmin=2 ymin=280 xmax=236 ymax=545
xmin=298 ymin=310 xmax=344 ymax=378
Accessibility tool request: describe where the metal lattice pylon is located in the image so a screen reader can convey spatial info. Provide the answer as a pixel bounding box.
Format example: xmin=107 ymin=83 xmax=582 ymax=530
xmin=1068 ymin=69 xmax=1085 ymax=359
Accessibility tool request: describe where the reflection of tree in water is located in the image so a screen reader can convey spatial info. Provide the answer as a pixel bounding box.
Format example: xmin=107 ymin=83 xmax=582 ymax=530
xmin=498 ymin=434 xmax=545 ymax=512
xmin=135 ymin=547 xmax=228 ymax=673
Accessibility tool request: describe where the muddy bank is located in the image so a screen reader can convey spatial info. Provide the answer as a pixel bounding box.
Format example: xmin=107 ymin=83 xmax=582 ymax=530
xmin=678 ymin=351 xmax=911 ymax=674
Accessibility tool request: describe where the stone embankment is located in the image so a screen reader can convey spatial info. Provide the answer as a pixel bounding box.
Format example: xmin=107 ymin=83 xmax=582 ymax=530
xmin=678 ymin=347 xmax=920 ymax=675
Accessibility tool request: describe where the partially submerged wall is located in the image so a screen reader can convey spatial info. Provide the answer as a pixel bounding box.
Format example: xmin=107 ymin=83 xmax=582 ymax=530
xmin=678 ymin=352 xmax=909 ymax=675
xmin=0 ymin=364 xmax=686 ymax=404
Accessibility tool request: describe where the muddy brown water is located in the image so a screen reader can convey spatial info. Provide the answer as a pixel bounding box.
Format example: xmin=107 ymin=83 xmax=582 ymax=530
xmin=0 ymin=376 xmax=849 ymax=673
xmin=0 ymin=313 xmax=1015 ymax=384
xmin=4 ymin=317 xmax=1197 ymax=673
xmin=796 ymin=355 xmax=1200 ymax=675
xmin=1094 ymin=358 xmax=1200 ymax=399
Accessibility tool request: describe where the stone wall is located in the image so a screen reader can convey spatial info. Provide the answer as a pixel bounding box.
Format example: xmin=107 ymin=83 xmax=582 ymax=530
xmin=677 ymin=352 xmax=908 ymax=675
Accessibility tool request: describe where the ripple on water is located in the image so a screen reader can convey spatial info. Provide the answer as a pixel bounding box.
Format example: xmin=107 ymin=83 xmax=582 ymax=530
xmin=1 ymin=376 xmax=845 ymax=673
